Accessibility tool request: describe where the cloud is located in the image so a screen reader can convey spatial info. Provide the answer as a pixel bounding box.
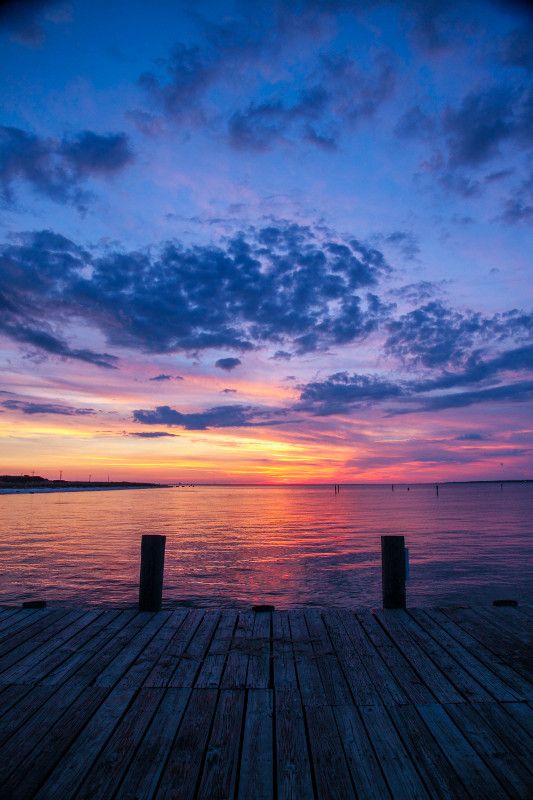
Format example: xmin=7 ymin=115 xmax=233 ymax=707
xmin=456 ymin=432 xmax=486 ymax=441
xmin=397 ymin=82 xmax=533 ymax=199
xmin=385 ymin=302 xmax=533 ymax=369
xmin=215 ymin=357 xmax=241 ymax=371
xmin=0 ymin=126 xmax=134 ymax=207
xmin=0 ymin=0 xmax=66 ymax=45
xmin=375 ymin=231 xmax=420 ymax=261
xmin=149 ymin=374 xmax=172 ymax=381
xmin=296 ymin=371 xmax=405 ymax=415
xmin=128 ymin=431 xmax=178 ymax=438
xmin=270 ymin=350 xmax=292 ymax=361
xmin=0 ymin=230 xmax=119 ymax=368
xmin=133 ymin=403 xmax=286 ymax=430
xmin=2 ymin=399 xmax=95 ymax=416
xmin=391 ymin=379 xmax=533 ymax=414
xmin=221 ymin=388 xmax=237 ymax=394
xmin=228 ymin=54 xmax=394 ymax=152
xmin=0 ymin=223 xmax=390 ymax=364
xmin=391 ymin=281 xmax=446 ymax=304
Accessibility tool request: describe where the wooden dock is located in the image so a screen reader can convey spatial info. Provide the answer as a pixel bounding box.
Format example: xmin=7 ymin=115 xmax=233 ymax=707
xmin=0 ymin=605 xmax=531 ymax=799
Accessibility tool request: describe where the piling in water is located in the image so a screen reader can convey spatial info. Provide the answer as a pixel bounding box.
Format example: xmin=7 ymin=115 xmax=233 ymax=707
xmin=139 ymin=534 xmax=166 ymax=611
xmin=381 ymin=535 xmax=407 ymax=609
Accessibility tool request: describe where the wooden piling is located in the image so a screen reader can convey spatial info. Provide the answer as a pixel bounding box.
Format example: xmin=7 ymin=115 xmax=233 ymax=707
xmin=381 ymin=535 xmax=406 ymax=609
xmin=138 ymin=534 xmax=166 ymax=611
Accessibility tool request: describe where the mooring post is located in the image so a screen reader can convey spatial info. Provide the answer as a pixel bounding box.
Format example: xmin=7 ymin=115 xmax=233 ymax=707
xmin=139 ymin=534 xmax=166 ymax=611
xmin=381 ymin=535 xmax=406 ymax=609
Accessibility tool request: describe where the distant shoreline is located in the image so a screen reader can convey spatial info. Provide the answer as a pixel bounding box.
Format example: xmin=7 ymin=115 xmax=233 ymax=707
xmin=1 ymin=478 xmax=531 ymax=496
xmin=0 ymin=481 xmax=168 ymax=496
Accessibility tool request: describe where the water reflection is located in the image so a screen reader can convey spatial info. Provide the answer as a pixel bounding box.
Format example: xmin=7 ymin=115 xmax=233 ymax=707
xmin=0 ymin=483 xmax=531 ymax=607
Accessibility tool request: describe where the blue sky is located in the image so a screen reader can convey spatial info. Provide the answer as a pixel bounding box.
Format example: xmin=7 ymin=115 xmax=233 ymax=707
xmin=0 ymin=0 xmax=532 ymax=482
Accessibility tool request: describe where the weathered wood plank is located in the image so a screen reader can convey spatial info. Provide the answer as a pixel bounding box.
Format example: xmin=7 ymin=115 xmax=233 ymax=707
xmin=0 ymin=685 xmax=109 ymax=799
xmin=197 ymin=689 xmax=245 ymax=799
xmin=238 ymin=689 xmax=274 ymax=800
xmin=333 ymin=704 xmax=391 ymax=800
xmin=358 ymin=704 xmax=430 ymax=799
xmin=40 ymin=609 xmax=138 ymax=686
xmin=1 ymin=609 xmax=106 ymax=685
xmin=375 ymin=610 xmax=464 ymax=704
xmin=0 ymin=609 xmax=78 ymax=671
xmin=169 ymin=609 xmax=220 ymax=687
xmin=416 ymin=703 xmax=507 ymax=798
xmin=275 ymin=688 xmax=314 ymax=800
xmin=195 ymin=610 xmax=237 ymax=689
xmin=441 ymin=607 xmax=532 ymax=682
xmin=304 ymin=608 xmax=351 ymax=706
xmin=114 ymin=687 xmax=191 ymax=800
xmin=289 ymin=610 xmax=328 ymax=707
xmin=272 ymin=611 xmax=298 ymax=690
xmin=445 ymin=701 xmax=533 ymax=798
xmin=336 ymin=609 xmax=407 ymax=706
xmin=95 ymin=611 xmax=171 ymax=687
xmin=468 ymin=702 xmax=533 ymax=769
xmin=387 ymin=703 xmax=470 ymax=799
xmin=425 ymin=608 xmax=533 ymax=701
xmin=222 ymin=610 xmax=255 ymax=689
xmin=157 ymin=688 xmax=218 ymax=800
xmin=143 ymin=608 xmax=205 ymax=688
xmin=0 ymin=608 xmax=40 ymax=637
xmin=34 ymin=685 xmax=136 ymax=800
xmin=246 ymin=611 xmax=271 ymax=689
xmin=409 ymin=609 xmax=522 ymax=702
xmin=354 ymin=609 xmax=434 ymax=705
xmin=117 ymin=607 xmax=188 ymax=688
xmin=390 ymin=609 xmax=494 ymax=702
xmin=76 ymin=687 xmax=165 ymax=800
xmin=305 ymin=703 xmax=356 ymax=799
xmin=322 ymin=610 xmax=383 ymax=707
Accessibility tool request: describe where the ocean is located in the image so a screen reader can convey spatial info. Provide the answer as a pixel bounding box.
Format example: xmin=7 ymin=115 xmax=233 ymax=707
xmin=0 ymin=482 xmax=531 ymax=608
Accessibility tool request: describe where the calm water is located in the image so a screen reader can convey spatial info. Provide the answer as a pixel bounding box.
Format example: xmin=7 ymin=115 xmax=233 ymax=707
xmin=0 ymin=483 xmax=531 ymax=608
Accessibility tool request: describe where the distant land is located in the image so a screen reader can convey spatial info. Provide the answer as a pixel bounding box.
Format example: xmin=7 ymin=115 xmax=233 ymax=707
xmin=0 ymin=475 xmax=167 ymax=494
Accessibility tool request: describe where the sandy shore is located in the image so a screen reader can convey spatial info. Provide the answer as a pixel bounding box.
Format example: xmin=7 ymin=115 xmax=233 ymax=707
xmin=0 ymin=485 xmax=167 ymax=496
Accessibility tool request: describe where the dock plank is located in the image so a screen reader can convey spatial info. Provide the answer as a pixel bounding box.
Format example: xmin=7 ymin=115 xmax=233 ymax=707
xmin=197 ymin=689 xmax=245 ymax=799
xmin=238 ymin=689 xmax=274 ymax=800
xmin=0 ymin=605 xmax=529 ymax=800
xmin=114 ymin=687 xmax=191 ymax=800
xmin=157 ymin=688 xmax=218 ymax=800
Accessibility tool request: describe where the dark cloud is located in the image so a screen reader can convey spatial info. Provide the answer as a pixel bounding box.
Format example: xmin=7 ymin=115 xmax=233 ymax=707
xmin=0 ymin=223 xmax=390 ymax=363
xmin=374 ymin=231 xmax=420 ymax=260
xmin=0 ymin=230 xmax=119 ymax=368
xmin=296 ymin=371 xmax=405 ymax=415
xmin=0 ymin=0 xmax=65 ymax=45
xmin=385 ymin=302 xmax=533 ymax=369
xmin=149 ymin=374 xmax=172 ymax=381
xmin=397 ymin=83 xmax=532 ymax=199
xmin=0 ymin=126 xmax=133 ymax=207
xmin=456 ymin=432 xmax=486 ymax=440
xmin=228 ymin=54 xmax=394 ymax=152
xmin=498 ymin=24 xmax=533 ymax=72
xmin=128 ymin=431 xmax=178 ymax=438
xmin=391 ymin=281 xmax=445 ymax=304
xmin=2 ymin=399 xmax=95 ymax=416
xmin=215 ymin=357 xmax=242 ymax=371
xmin=271 ymin=350 xmax=292 ymax=361
xmin=391 ymin=379 xmax=533 ymax=414
xmin=295 ymin=339 xmax=533 ymax=417
xmin=221 ymin=388 xmax=237 ymax=394
xmin=138 ymin=44 xmax=215 ymax=128
xmin=133 ymin=403 xmax=286 ymax=430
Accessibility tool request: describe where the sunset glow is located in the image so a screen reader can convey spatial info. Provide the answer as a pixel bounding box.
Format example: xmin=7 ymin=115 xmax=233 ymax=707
xmin=1 ymin=0 xmax=532 ymax=483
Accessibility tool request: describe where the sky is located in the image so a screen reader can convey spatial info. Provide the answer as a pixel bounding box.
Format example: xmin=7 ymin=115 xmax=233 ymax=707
xmin=0 ymin=0 xmax=532 ymax=483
